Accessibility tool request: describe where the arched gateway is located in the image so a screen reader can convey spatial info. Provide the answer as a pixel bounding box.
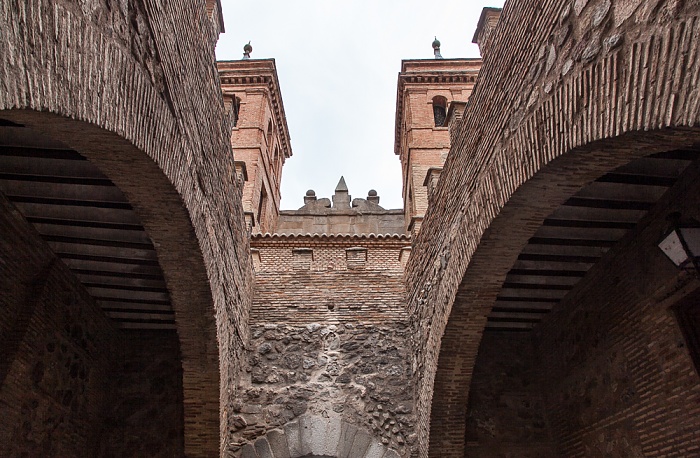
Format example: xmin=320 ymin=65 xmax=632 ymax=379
xmin=0 ymin=1 xmax=251 ymax=456
xmin=238 ymin=415 xmax=400 ymax=458
xmin=405 ymin=0 xmax=700 ymax=456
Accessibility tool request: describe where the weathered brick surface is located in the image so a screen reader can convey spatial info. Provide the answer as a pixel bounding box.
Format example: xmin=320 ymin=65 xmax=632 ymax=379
xmin=406 ymin=1 xmax=700 ymax=456
xmin=0 ymin=1 xmax=252 ymax=456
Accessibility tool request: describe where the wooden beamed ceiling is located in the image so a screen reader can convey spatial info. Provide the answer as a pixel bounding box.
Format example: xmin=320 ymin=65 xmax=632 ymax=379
xmin=0 ymin=125 xmax=175 ymax=330
xmin=486 ymin=150 xmax=698 ymax=331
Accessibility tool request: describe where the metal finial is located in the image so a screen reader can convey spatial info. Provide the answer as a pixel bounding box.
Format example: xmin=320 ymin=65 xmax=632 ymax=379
xmin=243 ymin=41 xmax=252 ymax=59
xmin=432 ymin=36 xmax=443 ymax=59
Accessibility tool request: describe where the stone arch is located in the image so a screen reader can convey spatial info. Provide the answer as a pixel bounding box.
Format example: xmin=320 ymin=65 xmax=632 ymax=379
xmin=0 ymin=110 xmax=222 ymax=456
xmin=239 ymin=415 xmax=401 ymax=458
xmin=1 ymin=2 xmax=251 ymax=456
xmin=403 ymin=1 xmax=700 ymax=456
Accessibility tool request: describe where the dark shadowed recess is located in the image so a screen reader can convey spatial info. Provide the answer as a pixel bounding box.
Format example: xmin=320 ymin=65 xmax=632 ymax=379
xmin=487 ymin=149 xmax=699 ymax=331
xmin=0 ymin=121 xmax=176 ymax=330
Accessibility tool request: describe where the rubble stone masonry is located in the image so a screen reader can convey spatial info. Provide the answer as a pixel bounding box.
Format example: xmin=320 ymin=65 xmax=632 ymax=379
xmin=231 ymin=234 xmax=414 ymax=456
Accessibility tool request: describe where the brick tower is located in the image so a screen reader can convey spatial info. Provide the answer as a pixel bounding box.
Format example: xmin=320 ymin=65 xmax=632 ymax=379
xmin=218 ymin=50 xmax=292 ymax=234
xmin=394 ymin=41 xmax=482 ymax=236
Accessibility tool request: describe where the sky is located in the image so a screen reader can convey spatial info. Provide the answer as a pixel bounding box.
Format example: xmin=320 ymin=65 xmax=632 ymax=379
xmin=216 ymin=0 xmax=506 ymax=210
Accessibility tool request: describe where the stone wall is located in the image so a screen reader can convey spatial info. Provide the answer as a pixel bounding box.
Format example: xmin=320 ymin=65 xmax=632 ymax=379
xmin=275 ymin=182 xmax=406 ymax=236
xmin=404 ymin=0 xmax=700 ymax=455
xmin=231 ymin=235 xmax=414 ymax=456
xmin=0 ymin=195 xmax=116 ymax=456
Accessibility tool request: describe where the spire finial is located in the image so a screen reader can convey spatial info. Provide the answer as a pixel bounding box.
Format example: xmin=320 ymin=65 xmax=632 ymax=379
xmin=335 ymin=176 xmax=348 ymax=193
xmin=432 ymin=36 xmax=443 ymax=59
xmin=243 ymin=41 xmax=252 ymax=59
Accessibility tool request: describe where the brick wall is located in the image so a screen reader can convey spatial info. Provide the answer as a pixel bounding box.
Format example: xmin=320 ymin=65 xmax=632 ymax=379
xmin=532 ymin=160 xmax=700 ymax=456
xmin=0 ymin=2 xmax=254 ymax=456
xmin=0 ymin=194 xmax=115 ymax=456
xmin=0 ymin=190 xmax=188 ymax=457
xmin=464 ymin=332 xmax=555 ymax=457
xmin=405 ymin=1 xmax=700 ymax=456
xmin=99 ymin=330 xmax=185 ymax=457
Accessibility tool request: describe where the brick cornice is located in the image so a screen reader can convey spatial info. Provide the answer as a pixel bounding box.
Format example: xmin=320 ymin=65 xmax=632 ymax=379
xmin=251 ymin=233 xmax=411 ymax=249
xmin=218 ymin=59 xmax=293 ymax=159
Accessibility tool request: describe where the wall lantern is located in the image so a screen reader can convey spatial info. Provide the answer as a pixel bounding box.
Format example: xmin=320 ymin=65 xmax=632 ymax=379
xmin=658 ymin=217 xmax=700 ymax=271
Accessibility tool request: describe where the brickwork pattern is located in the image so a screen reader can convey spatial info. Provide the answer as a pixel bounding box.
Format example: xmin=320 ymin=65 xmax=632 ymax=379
xmin=99 ymin=331 xmax=185 ymax=457
xmin=0 ymin=2 xmax=253 ymax=456
xmin=465 ymin=333 xmax=555 ymax=457
xmin=0 ymin=195 xmax=117 ymax=457
xmin=405 ymin=1 xmax=700 ymax=456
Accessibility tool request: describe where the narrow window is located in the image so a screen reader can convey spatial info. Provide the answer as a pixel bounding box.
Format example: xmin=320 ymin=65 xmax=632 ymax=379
xmin=257 ymin=187 xmax=267 ymax=230
xmin=432 ymin=96 xmax=447 ymax=127
xmin=232 ymin=96 xmax=241 ymax=127
xmin=274 ymin=146 xmax=281 ymax=180
xmin=266 ymin=119 xmax=273 ymax=147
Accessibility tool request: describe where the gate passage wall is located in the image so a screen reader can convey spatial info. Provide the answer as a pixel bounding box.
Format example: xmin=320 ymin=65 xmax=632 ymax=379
xmin=405 ymin=0 xmax=700 ymax=456
xmin=0 ymin=1 xmax=253 ymax=456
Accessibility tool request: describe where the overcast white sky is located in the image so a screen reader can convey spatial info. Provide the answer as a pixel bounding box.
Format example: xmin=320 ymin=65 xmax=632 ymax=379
xmin=216 ymin=0 xmax=505 ymax=210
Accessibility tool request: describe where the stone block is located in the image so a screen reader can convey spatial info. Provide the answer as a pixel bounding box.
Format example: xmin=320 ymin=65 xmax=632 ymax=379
xmin=337 ymin=422 xmax=359 ymax=458
xmin=349 ymin=430 xmax=372 ymax=457
xmin=300 ymin=415 xmax=342 ymax=456
xmin=383 ymin=449 xmax=400 ymax=458
xmin=283 ymin=421 xmax=303 ymax=457
xmin=266 ymin=429 xmax=290 ymax=458
xmin=254 ymin=437 xmax=274 ymax=458
xmin=241 ymin=443 xmax=258 ymax=458
xmin=364 ymin=440 xmax=387 ymax=458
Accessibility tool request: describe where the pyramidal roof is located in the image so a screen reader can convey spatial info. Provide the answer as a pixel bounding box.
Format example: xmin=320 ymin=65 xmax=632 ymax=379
xmin=335 ymin=176 xmax=348 ymax=193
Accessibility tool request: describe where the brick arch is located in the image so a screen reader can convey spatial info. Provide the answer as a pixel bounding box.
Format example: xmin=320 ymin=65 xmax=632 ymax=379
xmin=1 ymin=2 xmax=251 ymax=457
xmin=239 ymin=415 xmax=400 ymax=458
xmin=431 ymin=129 xmax=700 ymax=455
xmin=0 ymin=109 xmax=223 ymax=456
xmin=404 ymin=1 xmax=700 ymax=456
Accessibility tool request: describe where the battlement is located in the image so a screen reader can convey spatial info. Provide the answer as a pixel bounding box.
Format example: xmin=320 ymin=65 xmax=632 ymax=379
xmin=274 ymin=177 xmax=406 ymax=236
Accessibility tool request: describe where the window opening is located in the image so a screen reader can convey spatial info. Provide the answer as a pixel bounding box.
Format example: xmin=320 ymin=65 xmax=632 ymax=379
xmin=433 ymin=96 xmax=447 ymax=127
